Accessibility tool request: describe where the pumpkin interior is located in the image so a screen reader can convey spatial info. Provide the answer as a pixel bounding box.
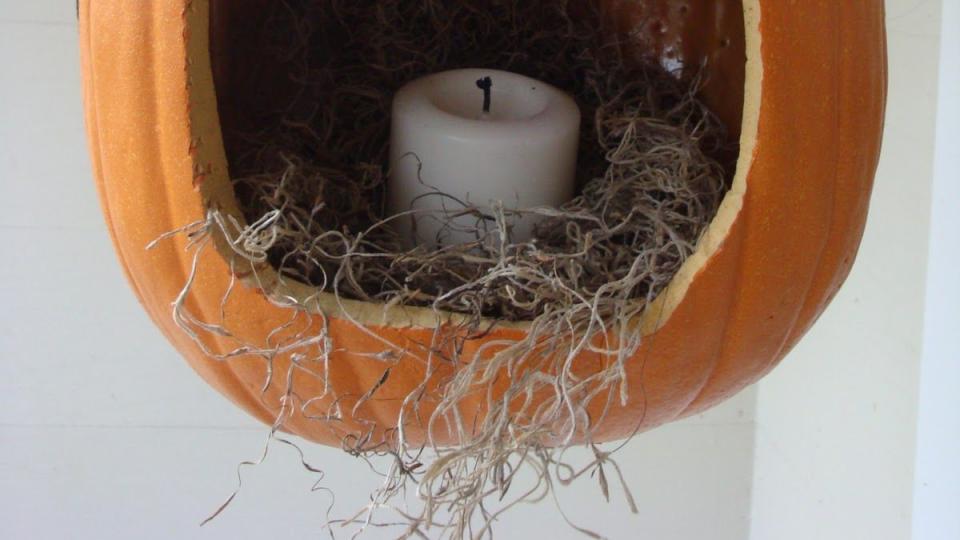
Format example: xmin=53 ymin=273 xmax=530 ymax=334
xmin=202 ymin=0 xmax=753 ymax=330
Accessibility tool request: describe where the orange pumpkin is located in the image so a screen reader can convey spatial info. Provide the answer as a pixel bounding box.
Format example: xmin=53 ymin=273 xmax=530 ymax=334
xmin=79 ymin=0 xmax=887 ymax=446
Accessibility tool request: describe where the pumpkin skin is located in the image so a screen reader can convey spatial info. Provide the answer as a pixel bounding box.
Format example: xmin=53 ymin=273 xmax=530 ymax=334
xmin=79 ymin=0 xmax=887 ymax=446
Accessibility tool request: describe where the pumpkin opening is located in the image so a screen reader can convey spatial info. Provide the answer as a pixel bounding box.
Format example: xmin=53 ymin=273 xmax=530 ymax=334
xmin=203 ymin=0 xmax=748 ymax=327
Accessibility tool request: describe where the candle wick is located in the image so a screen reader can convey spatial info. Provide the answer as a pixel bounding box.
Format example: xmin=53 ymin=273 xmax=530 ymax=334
xmin=476 ymin=76 xmax=493 ymax=114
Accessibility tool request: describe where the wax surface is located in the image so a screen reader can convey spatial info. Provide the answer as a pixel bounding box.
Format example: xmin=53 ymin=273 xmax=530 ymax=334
xmin=387 ymin=68 xmax=581 ymax=246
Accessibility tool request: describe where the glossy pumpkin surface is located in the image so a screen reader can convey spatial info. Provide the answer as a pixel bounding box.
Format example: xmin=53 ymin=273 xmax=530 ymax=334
xmin=79 ymin=0 xmax=886 ymax=446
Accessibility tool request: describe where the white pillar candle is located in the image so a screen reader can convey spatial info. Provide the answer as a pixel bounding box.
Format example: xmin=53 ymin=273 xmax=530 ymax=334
xmin=388 ymin=68 xmax=580 ymax=247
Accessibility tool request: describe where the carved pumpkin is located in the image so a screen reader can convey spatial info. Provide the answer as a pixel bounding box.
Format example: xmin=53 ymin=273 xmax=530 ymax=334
xmin=79 ymin=0 xmax=886 ymax=446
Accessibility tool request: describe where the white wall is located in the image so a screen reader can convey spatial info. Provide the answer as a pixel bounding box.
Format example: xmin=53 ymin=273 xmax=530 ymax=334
xmin=0 ymin=1 xmax=952 ymax=539
xmin=912 ymin=0 xmax=960 ymax=538
xmin=749 ymin=1 xmax=946 ymax=540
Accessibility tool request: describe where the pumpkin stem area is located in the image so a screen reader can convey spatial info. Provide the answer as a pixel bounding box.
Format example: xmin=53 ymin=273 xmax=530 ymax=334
xmin=166 ymin=0 xmax=744 ymax=536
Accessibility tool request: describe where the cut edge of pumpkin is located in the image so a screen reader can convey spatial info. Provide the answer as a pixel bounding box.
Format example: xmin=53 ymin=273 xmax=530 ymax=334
xmin=187 ymin=0 xmax=762 ymax=335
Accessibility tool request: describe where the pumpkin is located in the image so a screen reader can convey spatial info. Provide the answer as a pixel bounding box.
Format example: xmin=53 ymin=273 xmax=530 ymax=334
xmin=79 ymin=0 xmax=887 ymax=447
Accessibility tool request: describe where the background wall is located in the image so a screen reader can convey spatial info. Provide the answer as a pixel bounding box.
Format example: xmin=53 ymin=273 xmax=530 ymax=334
xmin=912 ymin=0 xmax=960 ymax=537
xmin=0 ymin=1 xmax=954 ymax=539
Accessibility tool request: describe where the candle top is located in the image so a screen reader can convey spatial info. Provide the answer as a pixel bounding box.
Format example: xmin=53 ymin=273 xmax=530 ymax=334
xmin=393 ymin=69 xmax=580 ymax=137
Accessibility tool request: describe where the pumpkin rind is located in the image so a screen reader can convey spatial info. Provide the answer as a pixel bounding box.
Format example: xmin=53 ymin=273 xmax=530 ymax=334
xmin=79 ymin=0 xmax=886 ymax=445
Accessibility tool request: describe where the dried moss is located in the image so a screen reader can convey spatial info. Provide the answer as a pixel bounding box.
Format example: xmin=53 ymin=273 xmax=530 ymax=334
xmin=170 ymin=1 xmax=735 ymax=537
xmin=224 ymin=0 xmax=730 ymax=322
